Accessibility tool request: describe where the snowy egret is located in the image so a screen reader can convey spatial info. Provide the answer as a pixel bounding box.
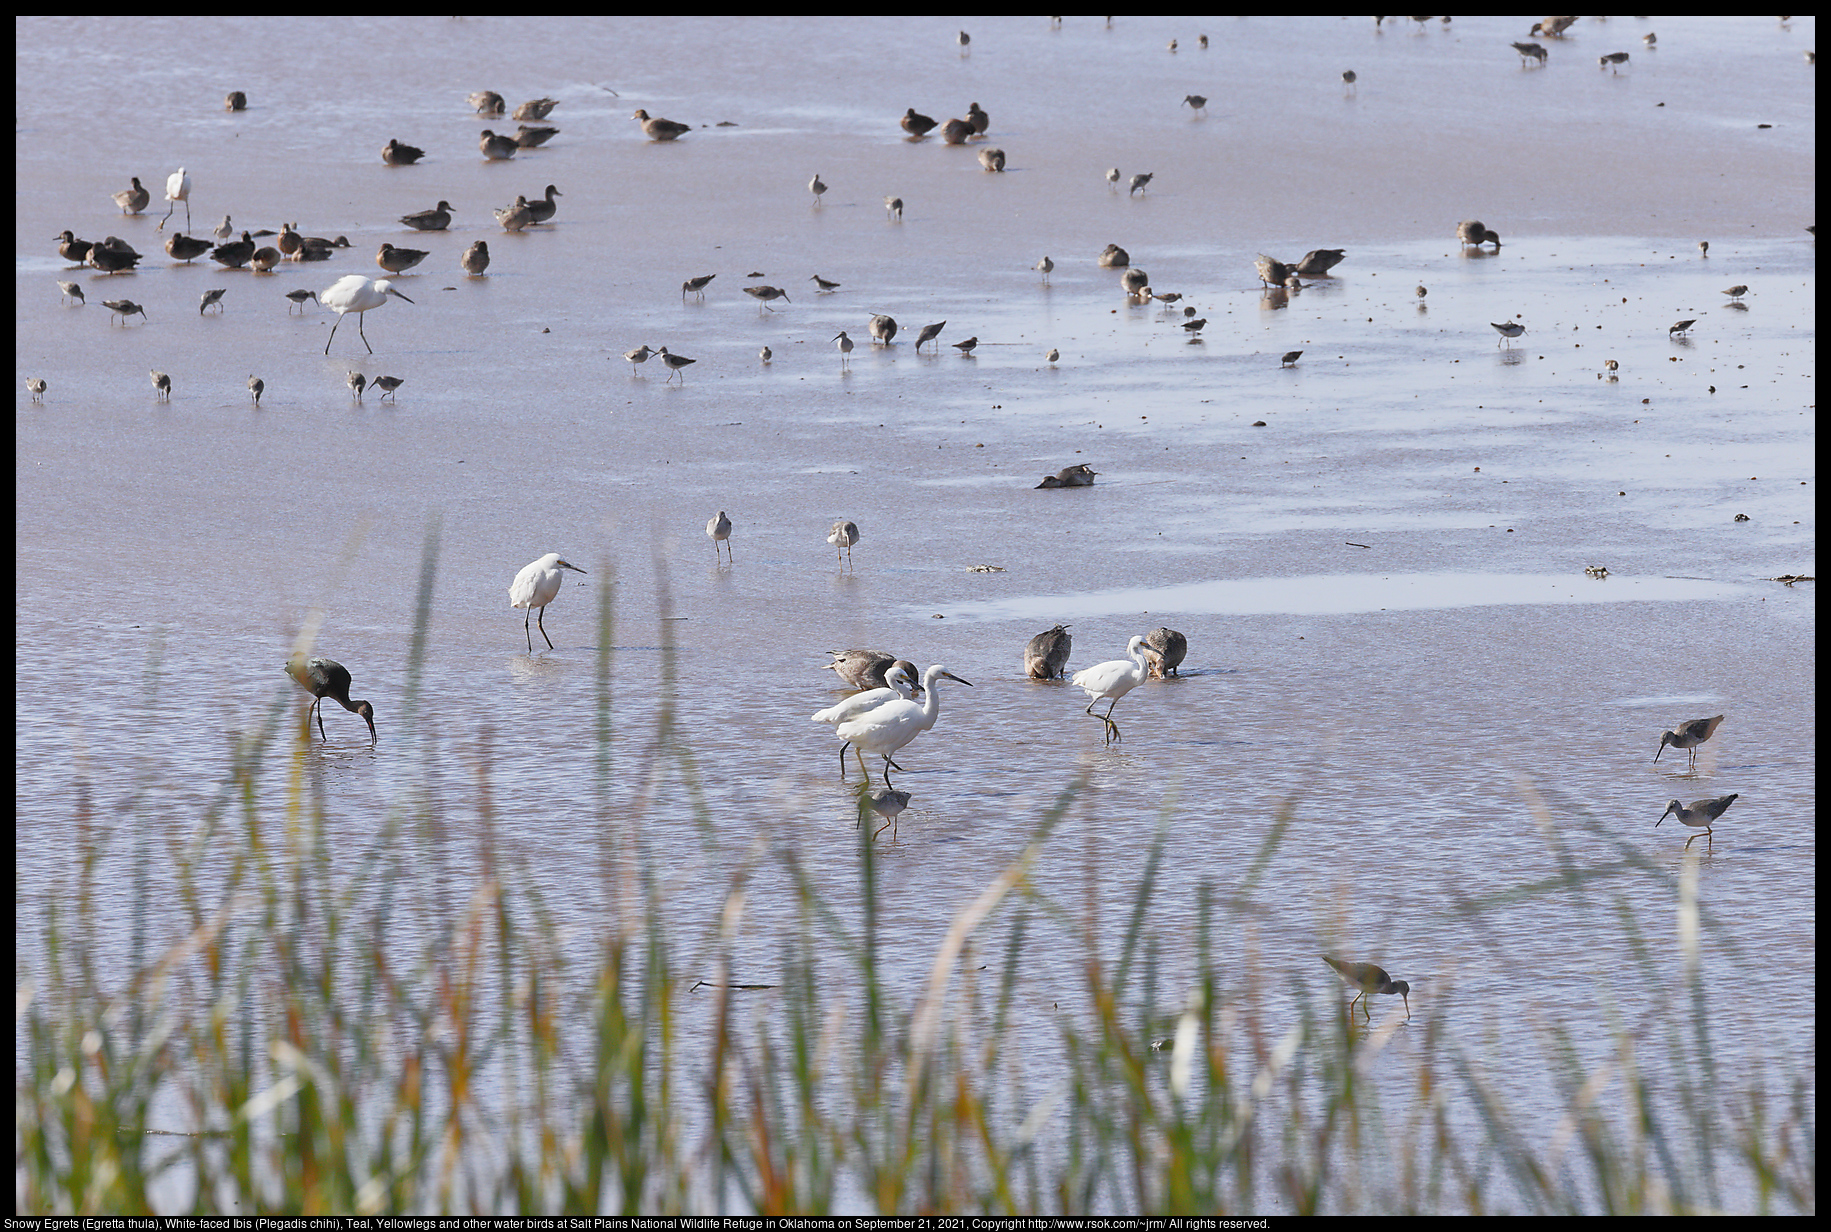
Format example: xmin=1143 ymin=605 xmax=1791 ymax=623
xmin=657 ymin=347 xmax=695 ymax=382
xmin=104 ymin=299 xmax=147 ymax=325
xmin=526 ymin=184 xmax=563 ymax=223
xmin=57 ymin=281 xmax=83 ymax=304
xmin=1024 ymin=624 xmax=1073 ymax=680
xmin=382 ymin=138 xmax=425 ymax=165
xmin=165 ymin=233 xmax=211 ymax=263
xmin=158 ymin=167 xmax=190 ymax=231
xmin=824 ymin=651 xmax=922 ymax=693
xmin=286 ymin=654 xmax=376 ymax=743
xmin=478 ymin=130 xmax=518 ymax=160
xmin=914 ymin=321 xmax=947 ymax=352
xmin=1655 ymin=714 xmax=1725 ymax=769
xmin=149 ymin=369 xmax=171 ymax=399
xmin=198 ymin=288 xmax=226 ymax=315
xmin=112 ymin=176 xmax=149 ymax=214
xmin=900 ymin=108 xmax=936 ymax=137
xmin=399 ymin=200 xmax=454 ymax=231
xmin=813 ymin=662 xmax=922 ymax=743
xmin=681 ymin=274 xmax=716 ymax=299
xmin=1034 ymin=255 xmax=1053 ymax=284
xmin=509 ymin=553 xmax=588 ymax=652
xmin=1491 ymin=321 xmax=1525 ymax=347
xmin=1072 ymin=636 xmax=1150 ymax=744
xmin=707 ymin=510 xmax=733 ymax=561
xmin=1295 ymin=249 xmax=1346 ymax=276
xmin=1322 ymin=957 xmax=1410 ymax=1021
xmin=810 ymin=274 xmax=842 ymax=293
xmin=1142 ymin=627 xmax=1187 ymax=678
xmin=373 ymin=376 xmax=404 ymax=401
xmin=809 ymin=171 xmax=827 ymax=204
xmin=828 ymin=520 xmax=860 ymax=566
xmin=834 ymin=331 xmax=854 ymax=368
xmin=514 ymin=97 xmax=559 ymax=121
xmin=632 ymin=109 xmax=690 ymax=141
xmin=865 ymin=786 xmax=912 ymax=840
xmin=461 ymin=241 xmax=490 ymax=276
xmin=868 ymin=314 xmax=897 ymax=344
xmin=27 ymin=377 xmax=47 ymax=401
xmin=743 ymin=285 xmax=791 ymax=312
xmin=284 ymin=289 xmax=319 ymax=314
xmin=321 ymin=275 xmax=414 ymax=355
xmin=248 ymin=375 xmax=263 ymax=405
xmin=1658 ymin=793 xmax=1739 ymax=851
xmin=833 ymin=664 xmax=973 ymax=786
xmin=979 ymin=147 xmax=1006 ymax=172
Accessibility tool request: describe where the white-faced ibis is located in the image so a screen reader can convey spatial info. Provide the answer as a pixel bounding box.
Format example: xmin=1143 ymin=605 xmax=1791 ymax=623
xmin=287 ymin=654 xmax=376 ymax=742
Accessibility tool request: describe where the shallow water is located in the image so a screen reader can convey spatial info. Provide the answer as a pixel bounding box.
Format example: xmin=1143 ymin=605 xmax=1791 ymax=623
xmin=15 ymin=13 xmax=1817 ymax=1212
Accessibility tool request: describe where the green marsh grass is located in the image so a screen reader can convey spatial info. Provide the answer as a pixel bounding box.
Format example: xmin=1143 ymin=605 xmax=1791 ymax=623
xmin=15 ymin=541 xmax=1815 ymax=1215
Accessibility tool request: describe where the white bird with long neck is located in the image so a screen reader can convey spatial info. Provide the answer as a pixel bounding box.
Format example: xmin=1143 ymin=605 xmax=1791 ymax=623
xmin=833 ymin=664 xmax=972 ymax=785
xmin=812 ymin=662 xmax=923 ymax=727
xmin=508 ymin=552 xmax=587 ymax=652
xmin=1071 ymin=636 xmax=1150 ymax=744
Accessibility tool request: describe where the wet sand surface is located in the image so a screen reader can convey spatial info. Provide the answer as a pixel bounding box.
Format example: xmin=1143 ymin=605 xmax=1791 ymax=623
xmin=15 ymin=15 xmax=1816 ymax=1209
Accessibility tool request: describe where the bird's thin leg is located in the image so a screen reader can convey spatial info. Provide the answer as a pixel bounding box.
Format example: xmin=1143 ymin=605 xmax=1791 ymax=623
xmin=313 ymin=698 xmax=327 ymax=741
xmin=873 ymin=818 xmax=892 ymax=840
xmin=537 ymin=606 xmax=554 ymax=650
xmin=838 ymin=740 xmax=852 ymax=777
xmin=159 ymin=202 xmax=173 ymax=231
xmin=357 ymin=315 xmax=373 ymax=355
xmin=885 ymin=757 xmax=906 ymax=772
xmin=324 ymin=317 xmax=340 ymax=355
xmin=881 ymin=757 xmax=896 ymax=790
xmin=524 ymin=608 xmax=534 ymax=653
xmin=853 ymin=745 xmax=872 ymax=782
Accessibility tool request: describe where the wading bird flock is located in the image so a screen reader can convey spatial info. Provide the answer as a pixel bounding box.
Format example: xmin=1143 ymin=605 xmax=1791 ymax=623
xmin=40 ymin=30 xmax=1771 ymax=1032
